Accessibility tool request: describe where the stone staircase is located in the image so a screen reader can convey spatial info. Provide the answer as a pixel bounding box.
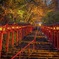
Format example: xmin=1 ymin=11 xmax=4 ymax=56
xmin=1 ymin=31 xmax=59 ymax=59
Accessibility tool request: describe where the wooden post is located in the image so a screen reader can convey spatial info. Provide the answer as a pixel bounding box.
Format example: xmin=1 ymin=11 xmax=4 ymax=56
xmin=53 ymin=31 xmax=57 ymax=48
xmin=16 ymin=30 xmax=19 ymax=46
xmin=6 ymin=32 xmax=10 ymax=52
xmin=20 ymin=28 xmax=22 ymax=41
xmin=12 ymin=31 xmax=14 ymax=47
xmin=57 ymin=31 xmax=59 ymax=50
xmin=0 ymin=32 xmax=3 ymax=58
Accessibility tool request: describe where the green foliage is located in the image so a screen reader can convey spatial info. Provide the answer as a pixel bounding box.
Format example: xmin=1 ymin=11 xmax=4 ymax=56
xmin=42 ymin=11 xmax=59 ymax=25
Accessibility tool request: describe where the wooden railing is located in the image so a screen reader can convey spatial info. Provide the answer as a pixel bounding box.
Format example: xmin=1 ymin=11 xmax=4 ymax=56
xmin=41 ymin=25 xmax=59 ymax=50
xmin=0 ymin=24 xmax=33 ymax=58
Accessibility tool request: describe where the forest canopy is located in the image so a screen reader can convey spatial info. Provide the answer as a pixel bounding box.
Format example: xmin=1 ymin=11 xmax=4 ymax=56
xmin=0 ymin=0 xmax=59 ymax=25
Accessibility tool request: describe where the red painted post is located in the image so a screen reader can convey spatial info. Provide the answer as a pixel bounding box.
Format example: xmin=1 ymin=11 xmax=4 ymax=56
xmin=12 ymin=31 xmax=14 ymax=47
xmin=26 ymin=27 xmax=27 ymax=35
xmin=45 ymin=29 xmax=49 ymax=38
xmin=53 ymin=31 xmax=57 ymax=48
xmin=28 ymin=26 xmax=31 ymax=33
xmin=30 ymin=26 xmax=32 ymax=33
xmin=57 ymin=31 xmax=59 ymax=50
xmin=22 ymin=27 xmax=24 ymax=38
xmin=22 ymin=28 xmax=23 ymax=38
xmin=0 ymin=32 xmax=3 ymax=58
xmin=48 ymin=29 xmax=53 ymax=43
xmin=19 ymin=28 xmax=22 ymax=41
xmin=49 ymin=28 xmax=53 ymax=43
xmin=28 ymin=27 xmax=29 ymax=34
xmin=49 ymin=31 xmax=53 ymax=43
xmin=6 ymin=32 xmax=10 ymax=52
xmin=16 ymin=31 xmax=18 ymax=43
xmin=31 ymin=26 xmax=33 ymax=33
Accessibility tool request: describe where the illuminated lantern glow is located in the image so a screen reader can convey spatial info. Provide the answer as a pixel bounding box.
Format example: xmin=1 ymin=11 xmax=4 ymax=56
xmin=0 ymin=27 xmax=2 ymax=31
xmin=12 ymin=27 xmax=15 ymax=29
xmin=53 ymin=27 xmax=55 ymax=30
xmin=56 ymin=27 xmax=59 ymax=30
xmin=39 ymin=23 xmax=41 ymax=26
xmin=16 ymin=27 xmax=19 ymax=29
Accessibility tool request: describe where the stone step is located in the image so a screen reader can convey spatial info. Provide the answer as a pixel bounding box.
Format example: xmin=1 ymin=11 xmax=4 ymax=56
xmin=1 ymin=30 xmax=59 ymax=59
